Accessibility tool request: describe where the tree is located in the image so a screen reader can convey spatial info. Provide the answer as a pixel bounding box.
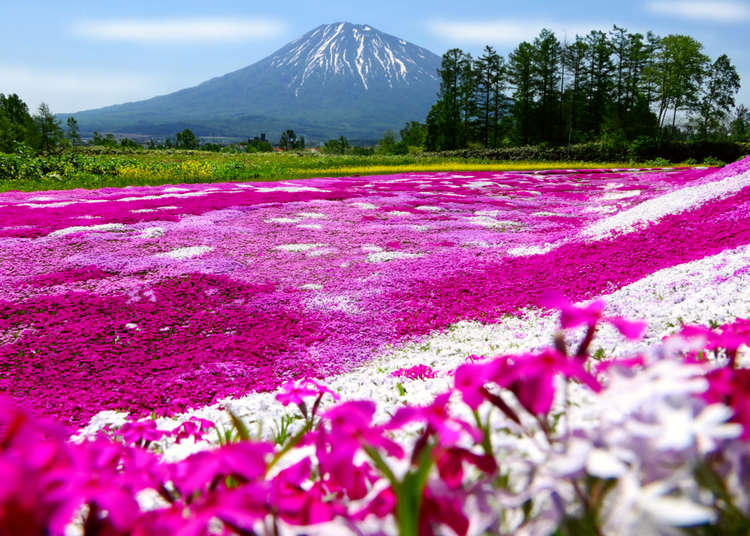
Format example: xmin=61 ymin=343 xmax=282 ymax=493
xmin=33 ymin=103 xmax=65 ymax=153
xmin=120 ymin=138 xmax=141 ymax=149
xmin=692 ymin=54 xmax=740 ymax=140
xmin=582 ymin=30 xmax=614 ymax=138
xmin=322 ymin=136 xmax=350 ymax=154
xmin=175 ymin=128 xmax=199 ymax=149
xmin=278 ymin=130 xmax=305 ymax=150
xmin=562 ymin=36 xmax=589 ymax=144
xmin=646 ymin=34 xmax=709 ymax=133
xmin=476 ymin=46 xmax=505 ymax=147
xmin=729 ymin=104 xmax=749 ymax=141
xmin=507 ymin=41 xmax=536 ymax=145
xmin=532 ymin=29 xmax=562 ymax=142
xmin=66 ymin=117 xmax=82 ymax=146
xmin=399 ymin=122 xmax=426 ymax=149
xmin=92 ymin=132 xmax=119 ymax=147
xmin=0 ymin=93 xmax=34 ymax=152
xmin=425 ymin=49 xmax=473 ymax=150
xmin=246 ymin=138 xmax=273 ymax=152
xmin=375 ymin=130 xmax=406 ymax=154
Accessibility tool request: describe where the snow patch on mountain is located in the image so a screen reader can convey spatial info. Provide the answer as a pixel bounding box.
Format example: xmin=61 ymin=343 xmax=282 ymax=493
xmin=268 ymin=22 xmax=440 ymax=92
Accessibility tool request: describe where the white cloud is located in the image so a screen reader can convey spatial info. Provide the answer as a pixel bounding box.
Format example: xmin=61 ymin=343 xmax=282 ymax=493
xmin=0 ymin=65 xmax=161 ymax=113
xmin=646 ymin=1 xmax=750 ymax=22
xmin=427 ymin=19 xmax=607 ymax=45
xmin=71 ymin=17 xmax=285 ymax=44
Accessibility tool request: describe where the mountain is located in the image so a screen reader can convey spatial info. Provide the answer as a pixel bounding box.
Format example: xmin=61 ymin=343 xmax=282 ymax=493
xmin=65 ymin=23 xmax=442 ymax=143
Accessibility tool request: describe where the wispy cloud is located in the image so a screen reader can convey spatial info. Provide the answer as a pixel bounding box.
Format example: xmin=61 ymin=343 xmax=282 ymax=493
xmin=646 ymin=1 xmax=750 ymax=22
xmin=71 ymin=17 xmax=285 ymax=44
xmin=0 ymin=65 xmax=161 ymax=113
xmin=427 ymin=19 xmax=607 ymax=45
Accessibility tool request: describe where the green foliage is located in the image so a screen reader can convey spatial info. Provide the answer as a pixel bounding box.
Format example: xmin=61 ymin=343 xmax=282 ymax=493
xmin=119 ymin=138 xmax=141 ymax=149
xmin=271 ymin=414 xmax=298 ymax=445
xmin=279 ymin=129 xmax=305 ymax=150
xmin=375 ymin=130 xmax=406 ymax=155
xmin=434 ymin=140 xmax=748 ymax=163
xmin=175 ymin=128 xmax=199 ymax=150
xmin=0 ymin=94 xmax=36 ymax=153
xmin=32 ymin=103 xmax=65 ymax=154
xmin=692 ymin=55 xmax=741 ymax=141
xmin=643 ymin=157 xmax=672 ymax=167
xmin=1 ymin=143 xmax=744 ymax=193
xmin=65 ymin=117 xmax=82 ymax=146
xmin=245 ymin=137 xmax=273 ymax=153
xmin=729 ymin=105 xmax=749 ymax=142
xmin=321 ymin=136 xmax=351 ymax=154
xmin=424 ymin=27 xmax=741 ymax=151
xmin=628 ymin=135 xmax=657 ymax=161
xmin=399 ymin=122 xmax=426 ymax=149
xmin=92 ymin=132 xmax=119 ymax=148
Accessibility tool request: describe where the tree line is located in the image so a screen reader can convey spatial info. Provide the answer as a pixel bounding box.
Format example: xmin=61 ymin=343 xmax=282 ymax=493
xmin=421 ymin=26 xmax=746 ymax=151
xmin=0 ymin=94 xmax=72 ymax=154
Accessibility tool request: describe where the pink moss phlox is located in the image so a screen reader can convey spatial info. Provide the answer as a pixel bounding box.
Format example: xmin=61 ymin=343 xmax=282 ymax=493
xmin=391 ymin=364 xmax=437 ymax=380
xmin=119 ymin=419 xmax=166 ymax=446
xmin=276 ymin=378 xmax=340 ymax=407
xmin=171 ymin=417 xmax=216 ymax=444
xmin=1 ymin=163 xmax=748 ymax=425
xmin=386 ymin=392 xmax=482 ymax=446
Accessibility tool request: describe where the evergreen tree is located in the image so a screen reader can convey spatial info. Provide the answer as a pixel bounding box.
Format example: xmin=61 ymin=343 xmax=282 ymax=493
xmin=425 ymin=49 xmax=473 ymax=150
xmin=532 ymin=29 xmax=562 ymax=142
xmin=476 ymin=46 xmax=505 ymax=147
xmin=583 ymin=30 xmax=614 ymax=138
xmin=66 ymin=117 xmax=82 ymax=146
xmin=33 ymin=103 xmax=65 ymax=153
xmin=562 ymin=36 xmax=589 ymax=144
xmin=507 ymin=41 xmax=536 ymax=145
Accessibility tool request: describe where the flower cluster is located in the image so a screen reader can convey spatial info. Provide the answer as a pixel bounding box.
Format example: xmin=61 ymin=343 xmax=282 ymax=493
xmin=1 ymin=307 xmax=749 ymax=535
xmin=1 ymin=160 xmax=749 ymax=425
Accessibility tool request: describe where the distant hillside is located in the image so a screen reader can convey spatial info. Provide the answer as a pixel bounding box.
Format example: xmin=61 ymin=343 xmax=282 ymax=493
xmin=63 ymin=22 xmax=442 ymax=143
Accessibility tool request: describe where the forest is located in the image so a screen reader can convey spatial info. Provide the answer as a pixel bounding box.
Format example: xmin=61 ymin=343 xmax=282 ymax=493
xmin=422 ymin=27 xmax=747 ymax=151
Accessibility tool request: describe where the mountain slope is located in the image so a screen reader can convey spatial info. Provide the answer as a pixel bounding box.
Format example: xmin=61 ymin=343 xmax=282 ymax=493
xmin=66 ymin=23 xmax=442 ymax=142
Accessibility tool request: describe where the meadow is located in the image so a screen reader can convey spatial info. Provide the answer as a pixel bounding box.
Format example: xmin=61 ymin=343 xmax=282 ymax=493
xmin=1 ymin=158 xmax=749 ymax=535
xmin=0 ymin=147 xmax=673 ymax=192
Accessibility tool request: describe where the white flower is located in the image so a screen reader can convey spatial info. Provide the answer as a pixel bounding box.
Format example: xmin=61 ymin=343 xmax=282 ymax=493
xmin=650 ymin=403 xmax=742 ymax=453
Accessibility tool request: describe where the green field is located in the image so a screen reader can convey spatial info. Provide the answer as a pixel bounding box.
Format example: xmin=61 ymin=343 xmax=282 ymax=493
xmin=0 ymin=148 xmax=679 ymax=193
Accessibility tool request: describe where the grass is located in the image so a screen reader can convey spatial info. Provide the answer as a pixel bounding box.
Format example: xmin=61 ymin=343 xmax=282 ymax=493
xmin=0 ymin=148 xmax=676 ymax=193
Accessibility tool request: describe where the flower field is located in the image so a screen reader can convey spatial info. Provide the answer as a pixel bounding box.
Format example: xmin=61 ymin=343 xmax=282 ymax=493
xmin=1 ymin=158 xmax=750 ymax=534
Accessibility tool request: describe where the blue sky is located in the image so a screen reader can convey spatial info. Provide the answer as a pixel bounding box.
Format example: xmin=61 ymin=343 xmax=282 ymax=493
xmin=1 ymin=0 xmax=748 ymax=114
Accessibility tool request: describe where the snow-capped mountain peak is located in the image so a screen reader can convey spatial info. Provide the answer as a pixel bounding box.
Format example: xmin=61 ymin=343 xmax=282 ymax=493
xmin=268 ymin=22 xmax=439 ymax=93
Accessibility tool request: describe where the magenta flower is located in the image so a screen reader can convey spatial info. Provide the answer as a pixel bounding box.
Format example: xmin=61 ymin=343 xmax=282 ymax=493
xmin=317 ymin=401 xmax=402 ymax=499
xmin=276 ymin=378 xmax=340 ymax=406
xmin=172 ymin=417 xmax=216 ymax=443
xmin=703 ymin=367 xmax=750 ymax=439
xmin=119 ymin=419 xmax=166 ymax=446
xmin=496 ymin=349 xmax=602 ymax=415
xmin=419 ymin=487 xmax=470 ymax=536
xmin=352 ymin=486 xmax=396 ymax=520
xmin=387 ymin=392 xmax=482 ymax=446
xmin=454 ymin=359 xmax=506 ymax=410
xmin=392 ymin=364 xmax=437 ymax=380
xmin=607 ymin=316 xmax=648 ymax=340
xmin=544 ymin=295 xmax=605 ymax=329
xmin=173 ymin=441 xmax=274 ymax=495
xmin=435 ymin=446 xmax=497 ymax=488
